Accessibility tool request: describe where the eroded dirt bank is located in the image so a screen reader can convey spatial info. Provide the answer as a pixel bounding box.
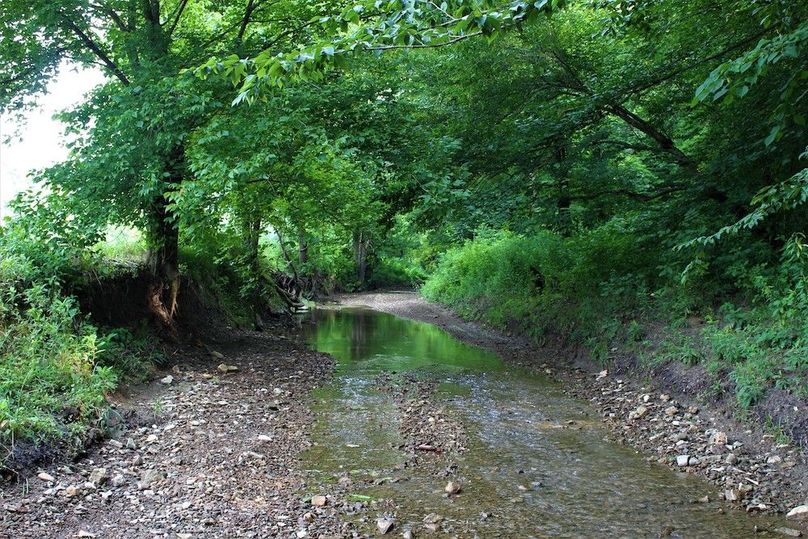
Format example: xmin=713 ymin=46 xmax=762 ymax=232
xmin=337 ymin=291 xmax=808 ymax=525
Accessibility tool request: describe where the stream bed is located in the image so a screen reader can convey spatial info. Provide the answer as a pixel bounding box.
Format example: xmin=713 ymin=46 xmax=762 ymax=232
xmin=301 ymin=306 xmax=783 ymax=538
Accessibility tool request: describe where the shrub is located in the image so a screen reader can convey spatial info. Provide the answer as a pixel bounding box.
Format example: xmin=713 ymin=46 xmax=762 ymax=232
xmin=0 ymin=284 xmax=116 ymax=445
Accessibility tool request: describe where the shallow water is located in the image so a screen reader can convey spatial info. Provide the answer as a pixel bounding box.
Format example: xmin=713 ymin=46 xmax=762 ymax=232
xmin=302 ymin=307 xmax=781 ymax=538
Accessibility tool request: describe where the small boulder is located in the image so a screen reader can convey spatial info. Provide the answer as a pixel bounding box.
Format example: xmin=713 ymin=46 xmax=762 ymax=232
xmin=377 ymin=517 xmax=395 ymax=534
xmin=676 ymin=455 xmax=689 ymax=467
xmin=774 ymin=527 xmax=802 ymax=537
xmin=787 ymin=505 xmax=808 ymax=521
xmin=217 ymin=363 xmax=239 ymax=373
xmin=160 ymin=375 xmax=174 ymax=385
xmin=311 ymin=495 xmax=327 ymax=507
xmin=444 ymin=481 xmax=462 ymax=495
xmin=88 ymin=468 xmax=107 ymax=486
xmin=629 ymin=406 xmax=648 ymax=420
xmin=709 ymin=431 xmax=728 ymax=446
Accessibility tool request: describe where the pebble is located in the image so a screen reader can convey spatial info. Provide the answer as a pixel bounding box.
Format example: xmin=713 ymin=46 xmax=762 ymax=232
xmin=676 ymin=455 xmax=689 ymax=467
xmin=311 ymin=495 xmax=327 ymax=507
xmin=160 ymin=375 xmax=174 ymax=385
xmin=444 ymin=481 xmax=462 ymax=494
xmin=37 ymin=472 xmax=55 ymax=482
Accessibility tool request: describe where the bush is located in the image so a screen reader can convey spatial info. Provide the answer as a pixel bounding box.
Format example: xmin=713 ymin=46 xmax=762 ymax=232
xmin=0 ymin=284 xmax=116 ymax=444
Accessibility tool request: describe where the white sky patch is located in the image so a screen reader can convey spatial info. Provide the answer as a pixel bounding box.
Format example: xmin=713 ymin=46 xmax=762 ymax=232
xmin=0 ymin=65 xmax=104 ymax=220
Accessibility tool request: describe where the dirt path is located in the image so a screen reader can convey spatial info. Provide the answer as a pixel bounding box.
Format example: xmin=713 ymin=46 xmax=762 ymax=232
xmin=338 ymin=292 xmax=808 ymax=524
xmin=0 ymin=330 xmax=349 ymax=538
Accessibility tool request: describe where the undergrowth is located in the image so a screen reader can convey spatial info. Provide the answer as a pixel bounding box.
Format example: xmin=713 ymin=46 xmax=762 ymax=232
xmin=422 ymin=226 xmax=808 ymax=410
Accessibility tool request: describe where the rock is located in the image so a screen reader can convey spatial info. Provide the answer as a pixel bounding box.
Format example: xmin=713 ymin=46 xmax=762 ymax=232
xmin=217 ymin=363 xmax=239 ymax=373
xmin=296 ymin=531 xmax=308 ymax=538
xmin=146 ymin=434 xmax=158 ymax=443
xmin=377 ymin=517 xmax=395 ymax=534
xmin=111 ymin=474 xmax=125 ymax=487
xmin=687 ymin=406 xmax=699 ymax=414
xmin=596 ymin=369 xmax=608 ymax=380
xmin=258 ymin=434 xmax=272 ymax=442
xmin=65 ymin=485 xmax=81 ymax=498
xmin=629 ymin=406 xmax=648 ymax=420
xmin=88 ymin=468 xmax=107 ymax=486
xmin=767 ymin=455 xmax=782 ymax=465
xmin=660 ymin=394 xmax=671 ymax=401
xmin=444 ymin=481 xmax=462 ymax=495
xmin=725 ymin=453 xmax=738 ymax=465
xmin=138 ymin=469 xmax=164 ymax=490
xmin=37 ymin=472 xmax=55 ymax=482
xmin=709 ymin=431 xmax=728 ymax=446
xmin=423 ymin=514 xmax=442 ymax=532
xmin=698 ymin=495 xmax=709 ymax=503
xmin=402 ymin=530 xmax=414 ymax=539
xmin=132 ymin=454 xmax=143 ymax=466
xmin=787 ymin=505 xmax=808 ymax=521
xmin=775 ymin=527 xmax=803 ymax=537
xmin=311 ymin=495 xmax=327 ymax=507
xmin=688 ymin=457 xmax=700 ymax=466
xmin=664 ymin=406 xmax=678 ymax=417
xmin=676 ymin=455 xmax=689 ymax=467
xmin=210 ymin=350 xmax=225 ymax=359
xmin=77 ymin=531 xmax=96 ymax=538
xmin=724 ymin=489 xmax=739 ymax=502
xmin=273 ymin=387 xmax=283 ymax=396
xmin=160 ymin=375 xmax=174 ymax=385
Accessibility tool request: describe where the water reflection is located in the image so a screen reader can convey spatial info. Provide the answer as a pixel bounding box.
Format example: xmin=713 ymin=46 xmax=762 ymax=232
xmin=302 ymin=307 xmax=784 ymax=538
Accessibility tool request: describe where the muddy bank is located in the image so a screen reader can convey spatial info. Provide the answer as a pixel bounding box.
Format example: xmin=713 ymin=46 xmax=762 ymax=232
xmin=0 ymin=330 xmax=342 ymax=538
xmin=337 ymin=291 xmax=808 ymax=523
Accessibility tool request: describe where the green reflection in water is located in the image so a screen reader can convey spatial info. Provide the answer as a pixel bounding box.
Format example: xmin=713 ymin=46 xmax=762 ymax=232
xmin=305 ymin=307 xmax=504 ymax=375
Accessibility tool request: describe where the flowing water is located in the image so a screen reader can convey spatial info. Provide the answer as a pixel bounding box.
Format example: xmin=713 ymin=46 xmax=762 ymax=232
xmin=301 ymin=307 xmax=782 ymax=538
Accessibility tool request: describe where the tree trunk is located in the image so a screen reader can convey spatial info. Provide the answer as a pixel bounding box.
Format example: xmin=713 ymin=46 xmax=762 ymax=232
xmin=146 ymin=145 xmax=184 ymax=330
xmin=298 ymin=228 xmax=309 ymax=265
xmin=146 ymin=194 xmax=180 ymax=330
xmin=354 ymin=231 xmax=368 ymax=286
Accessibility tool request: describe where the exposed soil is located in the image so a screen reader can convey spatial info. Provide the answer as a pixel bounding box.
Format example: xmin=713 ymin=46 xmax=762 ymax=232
xmin=338 ymin=291 xmax=808 ymax=523
xmin=0 ymin=330 xmax=346 ymax=538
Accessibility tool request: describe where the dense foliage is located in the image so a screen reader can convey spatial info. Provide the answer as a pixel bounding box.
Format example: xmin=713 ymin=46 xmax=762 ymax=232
xmin=1 ymin=0 xmax=806 ymax=450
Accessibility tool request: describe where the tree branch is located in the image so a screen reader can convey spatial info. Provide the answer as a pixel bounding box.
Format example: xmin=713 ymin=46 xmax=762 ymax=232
xmin=90 ymin=3 xmax=132 ymax=32
xmin=236 ymin=0 xmax=257 ymax=45
xmin=167 ymin=0 xmax=189 ymax=38
xmin=60 ymin=14 xmax=130 ymax=85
